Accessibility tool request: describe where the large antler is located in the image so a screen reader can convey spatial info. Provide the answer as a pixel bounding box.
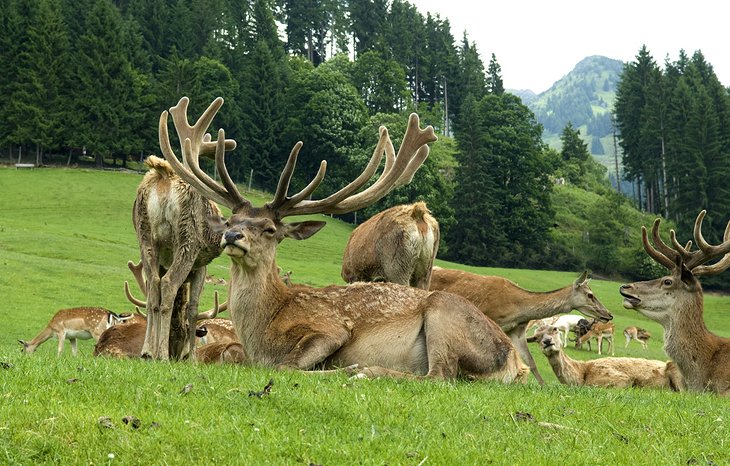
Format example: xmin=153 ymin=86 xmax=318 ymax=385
xmin=159 ymin=97 xmax=250 ymax=213
xmin=641 ymin=210 xmax=730 ymax=276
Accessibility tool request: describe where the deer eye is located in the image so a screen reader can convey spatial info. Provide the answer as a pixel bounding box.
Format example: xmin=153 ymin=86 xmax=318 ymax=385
xmin=663 ymin=278 xmax=673 ymax=286
xmin=263 ymin=227 xmax=276 ymax=235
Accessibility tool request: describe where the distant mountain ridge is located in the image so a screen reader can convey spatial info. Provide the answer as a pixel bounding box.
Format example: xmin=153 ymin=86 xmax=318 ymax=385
xmin=509 ymin=56 xmax=625 ymax=171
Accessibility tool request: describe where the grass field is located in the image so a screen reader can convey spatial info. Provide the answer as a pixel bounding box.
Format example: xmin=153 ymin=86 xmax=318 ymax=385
xmin=0 ymin=166 xmax=728 ymax=465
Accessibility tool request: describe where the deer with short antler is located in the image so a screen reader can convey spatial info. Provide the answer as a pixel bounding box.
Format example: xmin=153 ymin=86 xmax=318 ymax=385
xmin=158 ymin=97 xmax=528 ymax=382
xmin=132 ymin=106 xmax=235 ymax=361
xmin=620 ymin=210 xmax=730 ymax=395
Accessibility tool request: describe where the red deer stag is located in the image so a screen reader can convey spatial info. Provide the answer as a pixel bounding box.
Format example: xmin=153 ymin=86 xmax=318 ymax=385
xmin=429 ymin=267 xmax=613 ymax=384
xmin=133 ymin=97 xmax=235 ymax=360
xmin=159 ymin=97 xmax=528 ymax=382
xmin=620 ymin=210 xmax=730 ymax=395
xmin=536 ymin=326 xmax=683 ymax=390
xmin=341 ymin=201 xmax=439 ymax=290
xmin=19 ymin=307 xmax=135 ymax=356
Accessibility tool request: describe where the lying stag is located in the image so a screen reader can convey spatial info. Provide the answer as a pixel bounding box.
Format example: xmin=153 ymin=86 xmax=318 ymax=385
xmin=19 ymin=307 xmax=135 ymax=356
xmin=620 ymin=210 xmax=730 ymax=395
xmin=537 ymin=326 xmax=683 ymax=390
xmin=429 ymin=268 xmax=613 ymax=384
xmin=159 ymin=97 xmax=528 ymax=382
xmin=341 ymin=201 xmax=440 ymax=290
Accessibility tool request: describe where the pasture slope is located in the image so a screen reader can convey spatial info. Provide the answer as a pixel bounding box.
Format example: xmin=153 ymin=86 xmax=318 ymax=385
xmin=0 ymin=167 xmax=728 ymax=465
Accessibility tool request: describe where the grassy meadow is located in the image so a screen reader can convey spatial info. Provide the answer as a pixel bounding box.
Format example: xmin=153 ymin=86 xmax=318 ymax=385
xmin=0 ymin=166 xmax=728 ymax=465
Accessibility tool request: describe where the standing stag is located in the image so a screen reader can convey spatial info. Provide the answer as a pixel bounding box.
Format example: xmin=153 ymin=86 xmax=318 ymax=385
xmin=341 ymin=201 xmax=440 ymax=290
xmin=429 ymin=267 xmax=613 ymax=384
xmin=159 ymin=97 xmax=528 ymax=382
xmin=620 ymin=210 xmax=730 ymax=395
xmin=133 ymin=98 xmax=235 ymax=360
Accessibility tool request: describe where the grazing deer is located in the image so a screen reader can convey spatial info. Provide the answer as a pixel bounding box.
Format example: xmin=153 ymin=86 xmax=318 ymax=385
xmin=341 ymin=201 xmax=440 ymax=290
xmin=429 ymin=267 xmax=613 ymax=384
xmin=133 ymin=97 xmax=236 ymax=360
xmin=624 ymin=326 xmax=651 ymax=350
xmin=620 ymin=210 xmax=730 ymax=395
xmin=19 ymin=307 xmax=135 ymax=356
xmin=159 ymin=97 xmax=528 ymax=383
xmin=575 ymin=321 xmax=615 ymax=355
xmin=536 ymin=326 xmax=683 ymax=390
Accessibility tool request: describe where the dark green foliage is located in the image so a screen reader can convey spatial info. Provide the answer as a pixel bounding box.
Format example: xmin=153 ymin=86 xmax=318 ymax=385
xmin=447 ymin=94 xmax=554 ymax=268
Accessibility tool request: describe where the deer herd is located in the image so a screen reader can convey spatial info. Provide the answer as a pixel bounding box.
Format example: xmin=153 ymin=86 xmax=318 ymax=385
xmin=18 ymin=97 xmax=730 ymax=396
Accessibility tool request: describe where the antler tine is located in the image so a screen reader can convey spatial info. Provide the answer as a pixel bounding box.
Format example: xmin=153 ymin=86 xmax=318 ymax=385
xmin=689 ymin=211 xmax=730 ymax=275
xmin=641 ymin=224 xmax=676 ymax=270
xmin=127 ymin=260 xmax=147 ymax=297
xmin=196 ymin=290 xmax=228 ymax=320
xmin=669 ymin=229 xmax=693 ymax=262
xmin=124 ymin=281 xmax=146 ymax=307
xmin=268 ymin=142 xmax=329 ymax=212
xmin=273 ymin=128 xmax=390 ymax=216
xmin=168 ymin=97 xmax=236 ymax=160
xmin=276 ymin=114 xmax=436 ymax=217
xmin=650 ymin=218 xmax=679 ymax=261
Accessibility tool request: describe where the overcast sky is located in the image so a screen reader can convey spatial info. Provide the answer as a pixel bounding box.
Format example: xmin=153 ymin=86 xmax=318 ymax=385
xmin=409 ymin=0 xmax=729 ymax=94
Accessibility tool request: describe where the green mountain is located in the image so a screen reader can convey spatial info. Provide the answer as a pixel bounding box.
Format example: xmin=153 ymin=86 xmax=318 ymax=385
xmin=514 ymin=56 xmax=625 ymax=179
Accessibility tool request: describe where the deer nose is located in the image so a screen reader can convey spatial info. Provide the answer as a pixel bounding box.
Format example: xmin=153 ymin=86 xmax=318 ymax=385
xmin=224 ymin=231 xmax=243 ymax=245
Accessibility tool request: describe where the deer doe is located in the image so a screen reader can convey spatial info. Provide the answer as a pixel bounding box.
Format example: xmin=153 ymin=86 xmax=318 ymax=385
xmin=536 ymin=326 xmax=683 ymax=391
xmin=620 ymin=210 xmax=730 ymax=395
xmin=428 ymin=267 xmax=613 ymax=385
xmin=341 ymin=201 xmax=440 ymax=290
xmin=19 ymin=307 xmax=135 ymax=356
xmin=158 ymin=96 xmax=529 ymax=382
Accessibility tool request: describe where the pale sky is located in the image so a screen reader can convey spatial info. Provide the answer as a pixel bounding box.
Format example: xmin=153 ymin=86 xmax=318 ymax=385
xmin=410 ymin=0 xmax=729 ymax=94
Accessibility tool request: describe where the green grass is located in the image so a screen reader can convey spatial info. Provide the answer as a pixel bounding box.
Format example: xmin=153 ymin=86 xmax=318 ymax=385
xmin=1 ymin=166 xmax=729 ymax=465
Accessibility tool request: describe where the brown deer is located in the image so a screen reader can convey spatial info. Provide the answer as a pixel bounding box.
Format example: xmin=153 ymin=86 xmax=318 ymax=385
xmin=623 ymin=326 xmax=651 ymax=350
xmin=19 ymin=307 xmax=135 ymax=356
xmin=196 ymin=318 xmax=238 ymax=345
xmin=93 ymin=309 xmax=148 ymax=358
xmin=620 ymin=210 xmax=730 ymax=395
xmin=159 ymin=97 xmax=528 ymax=382
xmin=341 ymin=201 xmax=440 ymax=290
xmin=575 ymin=321 xmax=615 ymax=355
xmin=536 ymin=326 xmax=683 ymax=390
xmin=133 ymin=97 xmax=236 ymax=361
xmin=195 ymin=341 xmax=246 ymax=364
xmin=429 ymin=267 xmax=613 ymax=384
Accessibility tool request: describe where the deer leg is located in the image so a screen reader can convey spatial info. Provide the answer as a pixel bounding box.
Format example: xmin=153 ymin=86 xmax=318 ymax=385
xmin=181 ymin=267 xmax=206 ymax=360
xmin=70 ymin=338 xmax=78 ymax=357
xmin=506 ymin=324 xmax=544 ymax=385
xmin=56 ymin=332 xmax=65 ymax=356
xmin=278 ymin=330 xmax=349 ymax=370
xmin=625 ymin=335 xmax=631 ymax=348
xmin=155 ymin=248 xmax=198 ymax=360
xmin=139 ymin=240 xmax=161 ymax=359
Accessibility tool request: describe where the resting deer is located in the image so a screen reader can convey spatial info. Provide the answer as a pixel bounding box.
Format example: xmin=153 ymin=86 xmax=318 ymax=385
xmin=341 ymin=201 xmax=439 ymax=290
xmin=620 ymin=210 xmax=730 ymax=395
xmin=536 ymin=326 xmax=683 ymax=391
xmin=19 ymin=307 xmax=135 ymax=356
xmin=133 ymin=97 xmax=236 ymax=360
xmin=575 ymin=321 xmax=615 ymax=355
xmin=159 ymin=97 xmax=528 ymax=382
xmin=195 ymin=341 xmax=246 ymax=364
xmin=624 ymin=326 xmax=651 ymax=349
xmin=429 ymin=267 xmax=613 ymax=384
xmin=196 ymin=318 xmax=238 ymax=346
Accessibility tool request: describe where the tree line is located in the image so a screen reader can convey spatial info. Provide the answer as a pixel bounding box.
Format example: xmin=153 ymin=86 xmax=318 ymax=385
xmin=3 ymin=0 xmax=727 ymax=279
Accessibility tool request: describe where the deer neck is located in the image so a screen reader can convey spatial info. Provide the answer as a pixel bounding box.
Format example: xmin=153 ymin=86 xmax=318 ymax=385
xmin=546 ymin=350 xmax=585 ymax=386
xmin=510 ymin=286 xmax=574 ymax=321
xmin=663 ymin=292 xmax=713 ymax=385
xmin=227 ymin=259 xmax=290 ymax=363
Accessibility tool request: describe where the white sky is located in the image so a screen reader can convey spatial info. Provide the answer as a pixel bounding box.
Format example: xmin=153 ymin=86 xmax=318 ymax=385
xmin=410 ymin=0 xmax=729 ymax=94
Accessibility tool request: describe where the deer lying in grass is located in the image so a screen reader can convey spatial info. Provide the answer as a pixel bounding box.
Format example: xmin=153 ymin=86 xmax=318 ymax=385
xmin=620 ymin=210 xmax=730 ymax=395
xmin=576 ymin=321 xmax=615 ymax=355
xmin=195 ymin=341 xmax=246 ymax=364
xmin=133 ymin=97 xmax=236 ymax=360
xmin=159 ymin=97 xmax=528 ymax=382
xmin=624 ymin=326 xmax=651 ymax=349
xmin=19 ymin=307 xmax=135 ymax=356
xmin=536 ymin=326 xmax=683 ymax=390
xmin=93 ymin=310 xmax=148 ymax=358
xmin=341 ymin=201 xmax=439 ymax=290
xmin=429 ymin=267 xmax=613 ymax=384
xmin=195 ymin=318 xmax=238 ymax=345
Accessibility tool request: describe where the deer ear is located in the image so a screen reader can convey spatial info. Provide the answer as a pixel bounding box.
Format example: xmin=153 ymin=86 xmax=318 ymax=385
xmin=574 ymin=270 xmax=590 ymax=287
xmin=282 ymin=221 xmax=327 ymax=240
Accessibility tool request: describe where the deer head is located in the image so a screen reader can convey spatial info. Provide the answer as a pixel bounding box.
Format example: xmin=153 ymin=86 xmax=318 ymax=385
xmin=620 ymin=210 xmax=730 ymax=325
